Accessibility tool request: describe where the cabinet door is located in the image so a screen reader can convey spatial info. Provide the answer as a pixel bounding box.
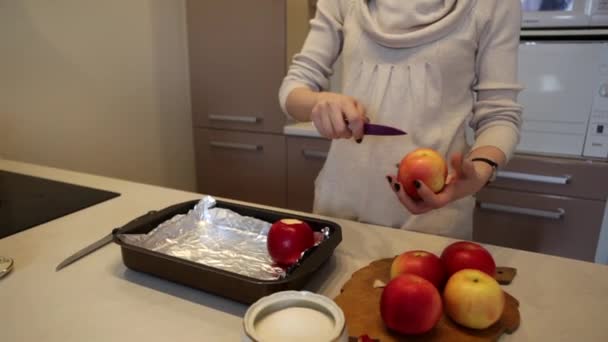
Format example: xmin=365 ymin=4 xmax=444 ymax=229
xmin=491 ymin=154 xmax=608 ymax=201
xmin=473 ymin=188 xmax=604 ymax=262
xmin=195 ymin=128 xmax=286 ymax=208
xmin=187 ymin=0 xmax=286 ymax=133
xmin=287 ymin=137 xmax=331 ymax=212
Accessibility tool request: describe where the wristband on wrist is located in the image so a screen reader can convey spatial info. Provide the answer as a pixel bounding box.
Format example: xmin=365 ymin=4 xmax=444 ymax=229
xmin=471 ymin=157 xmax=498 ymax=185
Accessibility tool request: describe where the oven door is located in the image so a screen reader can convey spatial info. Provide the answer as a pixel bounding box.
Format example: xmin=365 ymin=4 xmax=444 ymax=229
xmin=521 ymin=0 xmax=591 ymax=28
xmin=516 ymin=40 xmax=607 ymax=157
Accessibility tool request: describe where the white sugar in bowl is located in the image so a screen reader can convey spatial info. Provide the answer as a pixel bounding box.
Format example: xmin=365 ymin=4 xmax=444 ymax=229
xmin=242 ymin=291 xmax=348 ymax=342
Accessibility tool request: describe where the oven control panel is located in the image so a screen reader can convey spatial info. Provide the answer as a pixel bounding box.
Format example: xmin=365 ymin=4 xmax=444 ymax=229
xmin=584 ymin=50 xmax=608 ymax=158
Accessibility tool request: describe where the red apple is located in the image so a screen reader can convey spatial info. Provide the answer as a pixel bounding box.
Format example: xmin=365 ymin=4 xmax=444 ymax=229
xmin=390 ymin=250 xmax=446 ymax=289
xmin=441 ymin=241 xmax=496 ymax=278
xmin=380 ymin=274 xmax=443 ymax=335
xmin=267 ymin=219 xmax=314 ymax=266
xmin=443 ymin=269 xmax=505 ymax=329
xmin=398 ymin=148 xmax=447 ymax=200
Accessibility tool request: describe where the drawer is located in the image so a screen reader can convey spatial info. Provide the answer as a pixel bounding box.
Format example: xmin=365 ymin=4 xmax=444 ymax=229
xmin=194 ymin=128 xmax=286 ymax=208
xmin=287 ymin=136 xmax=331 ymax=212
xmin=490 ymin=154 xmax=608 ymax=201
xmin=473 ymin=188 xmax=605 ymax=262
xmin=187 ymin=0 xmax=287 ymax=133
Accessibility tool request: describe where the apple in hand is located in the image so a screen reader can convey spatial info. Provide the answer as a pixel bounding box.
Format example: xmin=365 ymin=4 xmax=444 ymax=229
xmin=390 ymin=250 xmax=446 ymax=289
xmin=380 ymin=274 xmax=443 ymax=335
xmin=443 ymin=269 xmax=505 ymax=329
xmin=441 ymin=241 xmax=496 ymax=278
xmin=398 ymin=148 xmax=447 ymax=200
xmin=267 ymin=219 xmax=314 ymax=266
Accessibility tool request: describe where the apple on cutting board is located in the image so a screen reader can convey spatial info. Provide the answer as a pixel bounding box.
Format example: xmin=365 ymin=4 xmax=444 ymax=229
xmin=390 ymin=250 xmax=446 ymax=290
xmin=443 ymin=269 xmax=505 ymax=330
xmin=441 ymin=241 xmax=497 ymax=278
xmin=380 ymin=273 xmax=443 ymax=335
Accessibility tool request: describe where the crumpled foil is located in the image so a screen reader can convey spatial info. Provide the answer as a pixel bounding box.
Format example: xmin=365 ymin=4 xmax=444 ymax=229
xmin=117 ymin=196 xmax=328 ymax=281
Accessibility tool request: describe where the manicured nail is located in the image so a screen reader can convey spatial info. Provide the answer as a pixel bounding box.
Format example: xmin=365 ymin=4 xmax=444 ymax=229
xmin=386 ymin=176 xmax=392 ymax=184
xmin=393 ymin=183 xmax=400 ymax=192
xmin=414 ymin=180 xmax=421 ymax=189
xmin=356 ymin=138 xmax=363 ymax=144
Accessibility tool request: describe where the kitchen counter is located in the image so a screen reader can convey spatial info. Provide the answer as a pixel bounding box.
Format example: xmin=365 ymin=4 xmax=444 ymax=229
xmin=2 ymin=158 xmax=608 ymax=341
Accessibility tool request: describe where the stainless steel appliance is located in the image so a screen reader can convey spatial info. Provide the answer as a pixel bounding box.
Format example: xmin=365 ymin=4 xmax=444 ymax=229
xmin=521 ymin=0 xmax=608 ymax=28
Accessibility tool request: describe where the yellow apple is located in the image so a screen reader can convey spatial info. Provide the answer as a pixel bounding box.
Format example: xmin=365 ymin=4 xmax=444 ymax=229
xmin=443 ymin=269 xmax=505 ymax=330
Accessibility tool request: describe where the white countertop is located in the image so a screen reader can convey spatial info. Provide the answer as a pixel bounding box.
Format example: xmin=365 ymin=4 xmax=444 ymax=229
xmin=283 ymin=121 xmax=322 ymax=138
xmin=2 ymin=158 xmax=608 ymax=341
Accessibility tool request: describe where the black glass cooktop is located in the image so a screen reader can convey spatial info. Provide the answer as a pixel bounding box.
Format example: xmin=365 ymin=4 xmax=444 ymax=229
xmin=0 ymin=170 xmax=120 ymax=239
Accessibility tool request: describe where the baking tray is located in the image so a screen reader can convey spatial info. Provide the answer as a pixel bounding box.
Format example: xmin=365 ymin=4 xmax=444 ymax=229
xmin=113 ymin=199 xmax=342 ymax=304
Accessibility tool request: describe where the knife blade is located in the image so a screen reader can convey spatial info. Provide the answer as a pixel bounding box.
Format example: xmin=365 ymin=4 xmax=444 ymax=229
xmin=363 ymin=123 xmax=407 ymax=136
xmin=312 ymin=119 xmax=407 ymax=136
xmin=55 ymin=232 xmax=114 ymax=271
xmin=55 ymin=205 xmax=188 ymax=271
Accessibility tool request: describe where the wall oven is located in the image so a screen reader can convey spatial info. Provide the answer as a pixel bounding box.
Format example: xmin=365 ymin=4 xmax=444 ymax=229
xmin=521 ymin=0 xmax=608 ymax=28
xmin=516 ymin=39 xmax=608 ymax=159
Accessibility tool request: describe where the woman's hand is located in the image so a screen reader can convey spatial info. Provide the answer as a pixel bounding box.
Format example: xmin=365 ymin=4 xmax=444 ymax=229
xmin=310 ymin=92 xmax=367 ymax=141
xmin=386 ymin=153 xmax=494 ymax=215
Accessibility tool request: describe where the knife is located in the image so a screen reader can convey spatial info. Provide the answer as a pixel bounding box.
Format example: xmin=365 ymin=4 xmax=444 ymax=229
xmin=55 ymin=209 xmax=160 ymax=271
xmin=363 ymin=122 xmax=407 ymax=136
xmin=55 ymin=232 xmax=115 ymax=271
xmin=312 ymin=120 xmax=407 ymax=136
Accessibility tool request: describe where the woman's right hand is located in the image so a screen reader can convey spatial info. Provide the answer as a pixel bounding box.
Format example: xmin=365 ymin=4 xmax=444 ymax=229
xmin=310 ymin=92 xmax=367 ymax=142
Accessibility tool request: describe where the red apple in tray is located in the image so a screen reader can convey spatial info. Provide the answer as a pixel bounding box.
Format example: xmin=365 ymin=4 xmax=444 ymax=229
xmin=267 ymin=219 xmax=315 ymax=266
xmin=441 ymin=241 xmax=496 ymax=278
xmin=398 ymin=148 xmax=447 ymax=200
xmin=390 ymin=250 xmax=446 ymax=289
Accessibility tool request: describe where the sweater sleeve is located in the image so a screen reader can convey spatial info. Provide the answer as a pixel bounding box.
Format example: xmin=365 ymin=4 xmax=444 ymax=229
xmin=470 ymin=0 xmax=524 ymax=162
xmin=278 ymin=0 xmax=348 ymax=118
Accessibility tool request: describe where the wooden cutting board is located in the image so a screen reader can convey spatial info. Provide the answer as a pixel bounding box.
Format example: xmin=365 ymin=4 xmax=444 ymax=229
xmin=334 ymin=259 xmax=520 ymax=342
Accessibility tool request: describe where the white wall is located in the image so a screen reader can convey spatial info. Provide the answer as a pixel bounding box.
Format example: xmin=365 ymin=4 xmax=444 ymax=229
xmin=0 ymin=0 xmax=195 ymax=191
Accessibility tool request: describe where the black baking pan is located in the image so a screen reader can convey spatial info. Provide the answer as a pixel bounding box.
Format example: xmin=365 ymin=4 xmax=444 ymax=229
xmin=113 ymin=199 xmax=342 ymax=304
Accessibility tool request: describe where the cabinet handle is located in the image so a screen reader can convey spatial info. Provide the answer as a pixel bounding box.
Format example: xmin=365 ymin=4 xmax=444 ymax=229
xmin=479 ymin=202 xmax=565 ymax=220
xmin=208 ymin=115 xmax=260 ymax=124
xmin=302 ymin=150 xmax=328 ymax=159
xmin=496 ymin=171 xmax=571 ymax=185
xmin=209 ymin=141 xmax=262 ymax=151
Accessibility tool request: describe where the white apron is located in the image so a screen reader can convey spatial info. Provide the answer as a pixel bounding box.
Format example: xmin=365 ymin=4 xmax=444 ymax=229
xmin=312 ymin=2 xmax=477 ymax=240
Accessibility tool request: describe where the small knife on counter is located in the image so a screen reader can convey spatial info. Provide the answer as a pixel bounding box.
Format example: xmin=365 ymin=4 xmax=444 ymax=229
xmin=55 ymin=209 xmax=160 ymax=271
xmin=56 ymin=201 xmax=191 ymax=271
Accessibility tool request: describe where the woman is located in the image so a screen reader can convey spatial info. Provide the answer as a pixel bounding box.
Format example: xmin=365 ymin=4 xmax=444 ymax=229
xmin=279 ymin=0 xmax=523 ymax=239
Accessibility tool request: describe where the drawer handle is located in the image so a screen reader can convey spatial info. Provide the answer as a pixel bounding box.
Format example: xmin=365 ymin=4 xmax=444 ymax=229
xmin=479 ymin=202 xmax=565 ymax=220
xmin=208 ymin=115 xmax=261 ymax=124
xmin=302 ymin=150 xmax=328 ymax=159
xmin=209 ymin=141 xmax=262 ymax=151
xmin=496 ymin=171 xmax=571 ymax=185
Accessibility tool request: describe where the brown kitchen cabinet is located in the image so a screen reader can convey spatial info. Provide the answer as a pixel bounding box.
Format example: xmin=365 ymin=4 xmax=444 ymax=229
xmin=194 ymin=128 xmax=287 ymax=208
xmin=186 ymin=0 xmax=312 ymax=204
xmin=186 ymin=0 xmax=310 ymax=134
xmin=474 ymin=187 xmax=605 ymax=262
xmin=286 ymin=136 xmax=331 ymax=212
xmin=473 ymin=154 xmax=608 ymax=262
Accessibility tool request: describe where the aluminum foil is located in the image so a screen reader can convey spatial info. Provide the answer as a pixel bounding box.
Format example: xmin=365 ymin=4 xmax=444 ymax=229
xmin=117 ymin=196 xmax=327 ymax=281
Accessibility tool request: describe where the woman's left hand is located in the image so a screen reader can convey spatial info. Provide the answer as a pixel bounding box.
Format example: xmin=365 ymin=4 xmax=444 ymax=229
xmin=387 ymin=153 xmax=494 ymax=215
